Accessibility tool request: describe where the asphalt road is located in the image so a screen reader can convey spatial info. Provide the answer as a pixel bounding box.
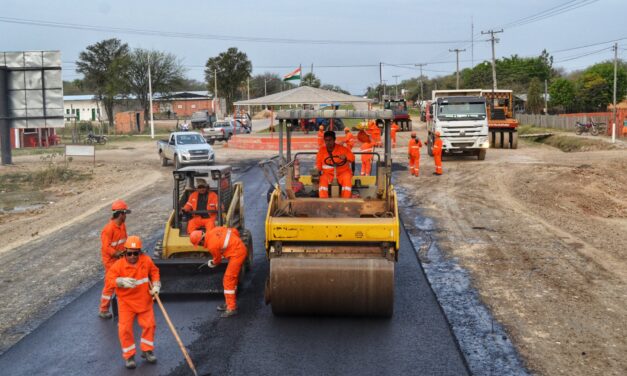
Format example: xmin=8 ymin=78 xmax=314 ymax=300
xmin=0 ymin=161 xmax=469 ymax=376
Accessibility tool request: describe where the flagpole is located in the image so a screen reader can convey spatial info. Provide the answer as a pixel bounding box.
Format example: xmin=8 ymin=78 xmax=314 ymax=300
xmin=299 ymin=64 xmax=302 ymax=85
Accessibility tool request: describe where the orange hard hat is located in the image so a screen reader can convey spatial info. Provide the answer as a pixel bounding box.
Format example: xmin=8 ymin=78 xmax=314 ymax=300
xmin=435 ymin=131 xmax=441 ymax=137
xmin=411 ymin=132 xmax=417 ymax=137
xmin=189 ymin=230 xmax=204 ymax=246
xmin=111 ymin=199 xmax=131 ymax=213
xmin=344 ymin=127 xmax=350 ymax=132
xmin=124 ymin=235 xmax=142 ymax=250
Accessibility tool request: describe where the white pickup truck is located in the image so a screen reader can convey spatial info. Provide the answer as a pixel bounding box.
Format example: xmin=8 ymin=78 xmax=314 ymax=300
xmin=157 ymin=132 xmax=215 ymax=168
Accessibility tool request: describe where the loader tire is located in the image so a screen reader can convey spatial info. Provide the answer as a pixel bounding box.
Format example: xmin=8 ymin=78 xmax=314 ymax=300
xmin=511 ymin=132 xmax=518 ymax=149
xmin=240 ymin=229 xmax=253 ymax=272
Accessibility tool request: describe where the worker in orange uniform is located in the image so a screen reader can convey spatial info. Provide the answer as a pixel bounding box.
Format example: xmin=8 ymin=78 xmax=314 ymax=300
xmin=407 ymin=132 xmax=423 ymax=176
xmin=317 ymin=125 xmax=325 ymax=148
xmin=357 ymin=130 xmax=375 ymax=176
xmin=367 ymin=120 xmax=382 ymax=147
xmin=98 ymin=199 xmax=130 ymax=319
xmin=106 ymin=236 xmax=161 ymax=369
xmin=316 ymin=130 xmax=355 ymax=198
xmin=341 ymin=127 xmax=356 ymax=150
xmin=390 ymin=122 xmax=400 ymax=148
xmin=189 ymin=227 xmax=247 ymax=318
xmin=182 ymin=178 xmax=219 ymax=234
xmin=433 ymin=131 xmax=443 ymax=175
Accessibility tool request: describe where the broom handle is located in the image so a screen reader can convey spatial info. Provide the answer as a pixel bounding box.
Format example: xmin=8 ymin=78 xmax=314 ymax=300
xmin=151 ymin=284 xmax=199 ymax=376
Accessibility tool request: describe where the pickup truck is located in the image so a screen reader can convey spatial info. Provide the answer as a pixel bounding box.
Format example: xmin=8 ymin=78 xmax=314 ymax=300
xmin=190 ymin=110 xmax=216 ymax=130
xmin=157 ymin=131 xmax=215 ymax=168
xmin=202 ymin=120 xmax=250 ymax=144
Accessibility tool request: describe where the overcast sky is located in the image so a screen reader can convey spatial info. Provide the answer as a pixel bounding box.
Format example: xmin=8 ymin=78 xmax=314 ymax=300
xmin=1 ymin=0 xmax=625 ymax=95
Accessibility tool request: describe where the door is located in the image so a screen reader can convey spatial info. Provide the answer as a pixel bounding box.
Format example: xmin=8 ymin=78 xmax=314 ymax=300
xmin=91 ymin=108 xmax=96 ymax=121
xmin=135 ymin=113 xmax=141 ymax=132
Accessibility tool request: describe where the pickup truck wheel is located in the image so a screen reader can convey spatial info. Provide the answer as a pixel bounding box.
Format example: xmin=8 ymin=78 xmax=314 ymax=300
xmin=160 ymin=153 xmax=168 ymax=166
xmin=208 ymin=139 xmax=215 ymax=145
xmin=427 ymin=137 xmax=434 ymax=157
xmin=174 ymin=155 xmax=181 ymax=170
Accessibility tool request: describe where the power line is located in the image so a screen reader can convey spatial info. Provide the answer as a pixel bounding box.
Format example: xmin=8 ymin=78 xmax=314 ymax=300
xmin=0 ymin=16 xmax=472 ymax=46
xmin=498 ymin=0 xmax=599 ymax=29
xmin=553 ymin=47 xmax=611 ymax=63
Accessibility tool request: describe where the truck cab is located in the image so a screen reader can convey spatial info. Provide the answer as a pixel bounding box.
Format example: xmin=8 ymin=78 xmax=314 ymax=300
xmin=427 ymin=94 xmax=489 ymax=160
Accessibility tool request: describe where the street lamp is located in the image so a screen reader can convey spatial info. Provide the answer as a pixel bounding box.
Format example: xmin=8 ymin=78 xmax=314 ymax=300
xmin=393 ymin=75 xmax=400 ymax=99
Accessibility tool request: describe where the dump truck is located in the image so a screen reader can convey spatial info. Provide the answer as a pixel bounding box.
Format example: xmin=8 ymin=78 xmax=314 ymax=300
xmin=428 ymin=91 xmax=490 ymax=160
xmin=383 ymin=98 xmax=412 ymax=131
xmin=262 ymin=109 xmax=400 ymax=317
xmin=152 ymin=165 xmax=253 ymax=294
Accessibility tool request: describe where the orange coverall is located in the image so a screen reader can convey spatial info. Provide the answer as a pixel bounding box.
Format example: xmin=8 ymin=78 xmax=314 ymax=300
xmin=433 ymin=135 xmax=443 ymax=175
xmin=360 ymin=141 xmax=375 ymax=176
xmin=317 ymin=129 xmax=325 ymax=148
xmin=100 ymin=220 xmax=127 ymax=312
xmin=408 ymin=138 xmax=423 ymax=176
xmin=391 ymin=123 xmax=400 ymax=148
xmin=183 ymin=190 xmax=219 ymax=234
xmin=368 ymin=121 xmax=382 ymax=147
xmin=203 ymin=226 xmax=247 ymax=311
xmin=342 ymin=131 xmax=356 ymax=150
xmin=106 ymin=255 xmax=160 ymax=360
xmin=316 ymin=143 xmax=355 ymax=198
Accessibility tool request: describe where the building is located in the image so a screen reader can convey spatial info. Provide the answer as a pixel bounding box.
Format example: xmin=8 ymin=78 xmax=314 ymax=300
xmin=63 ymin=95 xmax=105 ymax=122
xmin=152 ymin=91 xmax=215 ymax=118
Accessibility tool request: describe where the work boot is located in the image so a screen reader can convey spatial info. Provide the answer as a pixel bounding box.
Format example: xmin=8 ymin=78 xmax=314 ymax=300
xmin=221 ymin=309 xmax=238 ymax=318
xmin=216 ymin=303 xmax=227 ymax=311
xmin=98 ymin=311 xmax=112 ymax=319
xmin=141 ymin=350 xmax=157 ymax=364
xmin=125 ymin=356 xmax=136 ymax=369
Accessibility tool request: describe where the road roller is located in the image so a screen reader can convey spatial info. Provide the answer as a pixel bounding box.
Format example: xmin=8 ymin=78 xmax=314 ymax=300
xmin=263 ymin=109 xmax=400 ymax=317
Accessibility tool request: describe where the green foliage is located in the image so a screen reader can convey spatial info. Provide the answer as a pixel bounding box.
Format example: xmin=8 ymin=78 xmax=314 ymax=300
xmin=63 ymin=79 xmax=89 ymax=95
xmin=575 ymin=72 xmax=610 ymax=111
xmin=125 ymin=48 xmax=185 ymax=125
xmin=527 ymin=78 xmax=544 ymax=114
xmin=250 ymin=73 xmax=290 ymax=98
xmin=549 ymin=78 xmax=576 ymax=112
xmin=320 ymin=84 xmax=349 ymax=95
xmin=300 ymin=73 xmax=321 ymax=88
xmin=76 ymin=38 xmax=130 ymax=127
xmin=204 ymin=47 xmax=253 ymax=110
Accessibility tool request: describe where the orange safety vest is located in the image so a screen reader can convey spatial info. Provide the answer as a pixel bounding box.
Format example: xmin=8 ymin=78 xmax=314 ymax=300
xmin=316 ymin=143 xmax=355 ymax=176
xmin=106 ymin=254 xmax=160 ymax=312
xmin=101 ymin=220 xmax=127 ymax=270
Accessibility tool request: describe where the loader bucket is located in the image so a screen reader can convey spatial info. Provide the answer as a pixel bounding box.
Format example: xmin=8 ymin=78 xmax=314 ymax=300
xmin=154 ymin=258 xmax=227 ymax=295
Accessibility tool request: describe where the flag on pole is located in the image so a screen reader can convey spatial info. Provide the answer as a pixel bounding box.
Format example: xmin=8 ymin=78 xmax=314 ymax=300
xmin=283 ymin=67 xmax=301 ymax=81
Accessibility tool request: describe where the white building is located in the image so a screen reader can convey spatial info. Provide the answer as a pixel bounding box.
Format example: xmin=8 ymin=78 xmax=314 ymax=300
xmin=63 ymin=95 xmax=106 ymax=122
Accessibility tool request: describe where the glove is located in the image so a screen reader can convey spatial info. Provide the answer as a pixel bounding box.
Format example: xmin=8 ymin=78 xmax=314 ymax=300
xmin=116 ymin=277 xmax=137 ymax=288
xmin=207 ymin=259 xmax=218 ymax=268
xmin=113 ymin=251 xmax=124 ymax=258
xmin=150 ymin=281 xmax=161 ymax=296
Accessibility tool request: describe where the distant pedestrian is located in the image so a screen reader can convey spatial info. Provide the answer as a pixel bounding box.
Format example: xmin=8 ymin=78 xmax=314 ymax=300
xmin=391 ymin=122 xmax=400 ymax=148
xmin=407 ymin=132 xmax=422 ymax=176
xmin=433 ymin=131 xmax=443 ymax=175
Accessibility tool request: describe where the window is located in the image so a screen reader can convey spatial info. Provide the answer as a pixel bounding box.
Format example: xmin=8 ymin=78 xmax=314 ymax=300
xmin=66 ymin=109 xmax=70 ymax=114
xmin=191 ymin=104 xmax=196 ymax=109
xmin=177 ymin=105 xmax=183 ymax=109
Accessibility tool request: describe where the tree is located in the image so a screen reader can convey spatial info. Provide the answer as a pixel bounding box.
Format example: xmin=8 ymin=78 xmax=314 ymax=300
xmin=549 ymin=78 xmax=576 ymax=113
xmin=320 ymin=84 xmax=350 ymax=95
xmin=579 ymin=61 xmax=627 ymax=109
xmin=300 ymin=73 xmax=321 ymax=88
xmin=575 ymin=72 xmax=610 ymax=112
xmin=76 ymin=38 xmax=130 ymax=128
xmin=250 ymin=73 xmax=286 ymax=98
xmin=204 ymin=48 xmax=252 ymax=111
xmin=527 ymin=78 xmax=543 ymax=114
xmin=125 ymin=48 xmax=185 ymax=126
xmin=173 ymin=78 xmax=207 ymax=91
xmin=63 ymin=79 xmax=88 ymax=95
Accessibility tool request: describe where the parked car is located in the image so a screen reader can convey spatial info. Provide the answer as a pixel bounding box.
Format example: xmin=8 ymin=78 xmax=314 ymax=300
xmin=157 ymin=131 xmax=215 ymax=169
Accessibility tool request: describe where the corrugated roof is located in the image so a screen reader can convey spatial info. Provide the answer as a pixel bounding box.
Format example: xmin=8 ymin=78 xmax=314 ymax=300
xmin=234 ymin=86 xmax=371 ymax=106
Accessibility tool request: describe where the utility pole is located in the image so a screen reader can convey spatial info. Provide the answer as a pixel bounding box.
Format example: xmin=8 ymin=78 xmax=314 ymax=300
xmin=213 ymin=68 xmax=218 ymax=117
xmin=382 ymin=80 xmax=387 ymax=98
xmin=544 ymin=79 xmax=548 ymax=115
xmin=471 ymin=17 xmax=474 ymax=67
xmin=148 ymin=57 xmax=154 ymax=139
xmin=612 ymin=42 xmax=618 ymax=143
xmin=247 ymin=77 xmax=250 ymax=115
xmin=264 ymin=78 xmax=268 ymax=109
xmin=449 ymin=48 xmax=466 ymax=90
xmin=415 ymin=63 xmax=427 ymax=101
xmin=379 ymin=62 xmax=383 ymax=104
xmin=393 ymin=75 xmax=400 ymax=99
xmin=482 ymin=29 xmax=503 ymax=92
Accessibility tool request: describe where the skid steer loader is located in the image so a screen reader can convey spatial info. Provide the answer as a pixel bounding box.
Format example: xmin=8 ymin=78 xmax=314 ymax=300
xmin=263 ymin=109 xmax=400 ymax=317
xmin=152 ymin=165 xmax=252 ymax=295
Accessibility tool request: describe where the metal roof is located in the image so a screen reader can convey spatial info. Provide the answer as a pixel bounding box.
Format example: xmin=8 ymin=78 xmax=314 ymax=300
xmin=276 ymin=109 xmax=394 ymax=120
xmin=234 ymin=86 xmax=372 ymax=106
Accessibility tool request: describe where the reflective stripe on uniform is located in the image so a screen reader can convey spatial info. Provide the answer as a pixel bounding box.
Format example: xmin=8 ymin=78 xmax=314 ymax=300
xmin=224 ymin=289 xmax=236 ymax=294
xmin=134 ymin=278 xmax=150 ymax=286
xmin=319 ymin=186 xmax=328 ymax=191
xmin=140 ymin=338 xmax=154 ymax=346
xmin=322 ymin=165 xmax=334 ymax=169
xmin=101 ymin=295 xmax=111 ymax=300
xmin=222 ymin=229 xmax=232 ymax=251
xmin=110 ymin=239 xmax=126 ymax=247
xmin=342 ymin=186 xmax=352 ymax=191
xmin=122 ymin=344 xmax=136 ymax=353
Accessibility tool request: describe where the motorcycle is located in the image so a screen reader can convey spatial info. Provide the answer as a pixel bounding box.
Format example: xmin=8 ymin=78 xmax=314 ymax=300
xmin=84 ymin=132 xmax=108 ymax=145
xmin=575 ymin=120 xmax=605 ymax=136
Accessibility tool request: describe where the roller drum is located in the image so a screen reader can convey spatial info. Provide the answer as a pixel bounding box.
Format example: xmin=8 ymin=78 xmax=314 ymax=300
xmin=267 ymin=257 xmax=394 ymax=317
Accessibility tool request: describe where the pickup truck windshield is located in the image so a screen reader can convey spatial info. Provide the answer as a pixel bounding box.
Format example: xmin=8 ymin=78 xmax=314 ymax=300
xmin=438 ymin=102 xmax=486 ymax=120
xmin=176 ymin=134 xmax=206 ymax=144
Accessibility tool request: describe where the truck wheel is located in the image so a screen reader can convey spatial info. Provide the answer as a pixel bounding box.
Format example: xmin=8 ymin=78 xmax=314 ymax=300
xmin=427 ymin=136 xmax=434 ymax=156
xmin=494 ymin=131 xmax=503 ymax=148
xmin=160 ymin=153 xmax=168 ymax=166
xmin=511 ymin=132 xmax=518 ymax=149
xmin=478 ymin=149 xmax=487 ymax=160
xmin=174 ymin=155 xmax=181 ymax=170
xmin=408 ymin=121 xmax=413 ymax=131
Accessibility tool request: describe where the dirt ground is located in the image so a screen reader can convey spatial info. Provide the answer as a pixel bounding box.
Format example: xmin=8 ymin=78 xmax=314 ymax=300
xmin=0 ymin=129 xmax=626 ymax=375
xmin=394 ymin=129 xmax=626 ymax=375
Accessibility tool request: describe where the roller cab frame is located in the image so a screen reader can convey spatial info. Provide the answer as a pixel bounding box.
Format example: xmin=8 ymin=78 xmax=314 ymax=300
xmin=264 ymin=109 xmax=400 ymax=317
xmin=152 ymin=165 xmax=253 ymax=295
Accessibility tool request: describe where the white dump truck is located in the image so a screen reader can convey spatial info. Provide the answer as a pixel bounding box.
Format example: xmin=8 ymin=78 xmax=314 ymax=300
xmin=428 ymin=90 xmax=490 ymax=160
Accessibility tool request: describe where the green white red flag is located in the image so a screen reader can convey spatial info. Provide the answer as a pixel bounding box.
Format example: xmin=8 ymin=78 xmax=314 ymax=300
xmin=283 ymin=67 xmax=301 ymax=81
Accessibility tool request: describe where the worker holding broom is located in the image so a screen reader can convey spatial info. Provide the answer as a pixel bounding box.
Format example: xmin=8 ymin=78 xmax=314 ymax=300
xmin=106 ymin=235 xmax=161 ymax=369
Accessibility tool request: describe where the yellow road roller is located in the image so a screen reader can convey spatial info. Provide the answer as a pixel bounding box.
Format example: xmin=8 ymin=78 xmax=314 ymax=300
xmin=263 ymin=109 xmax=399 ymax=317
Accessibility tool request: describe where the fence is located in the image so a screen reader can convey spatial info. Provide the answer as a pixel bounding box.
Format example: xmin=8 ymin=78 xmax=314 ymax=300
xmin=515 ymin=113 xmax=611 ymax=131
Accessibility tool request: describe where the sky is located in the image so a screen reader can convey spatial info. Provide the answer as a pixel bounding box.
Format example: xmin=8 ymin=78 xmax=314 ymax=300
xmin=1 ymin=0 xmax=625 ymax=95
